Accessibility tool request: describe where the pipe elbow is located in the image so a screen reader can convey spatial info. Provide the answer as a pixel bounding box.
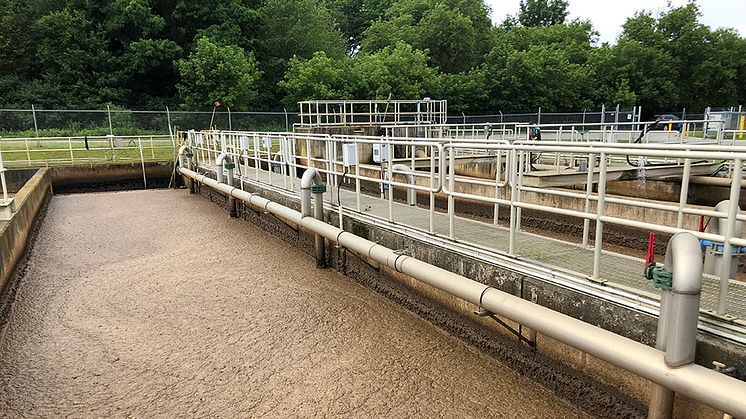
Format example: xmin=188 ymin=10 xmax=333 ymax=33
xmin=664 ymin=232 xmax=703 ymax=294
xmin=216 ymin=152 xmax=232 ymax=167
xmin=301 ymin=168 xmax=323 ymax=189
xmin=178 ymin=145 xmax=192 ymax=157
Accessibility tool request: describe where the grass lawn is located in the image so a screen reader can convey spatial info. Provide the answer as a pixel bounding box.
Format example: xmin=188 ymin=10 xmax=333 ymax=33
xmin=0 ymin=137 xmax=176 ymax=166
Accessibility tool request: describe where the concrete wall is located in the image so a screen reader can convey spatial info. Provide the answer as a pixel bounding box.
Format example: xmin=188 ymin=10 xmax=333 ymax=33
xmin=190 ymin=173 xmax=740 ymax=419
xmin=49 ymin=162 xmax=173 ymax=192
xmin=0 ymin=169 xmax=52 ymax=293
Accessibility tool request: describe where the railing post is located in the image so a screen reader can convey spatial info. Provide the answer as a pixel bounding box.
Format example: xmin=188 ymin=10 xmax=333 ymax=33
xmin=582 ymin=152 xmax=596 ymax=247
xmin=713 ymin=163 xmax=743 ymax=316
xmin=676 ymin=158 xmax=692 ymax=229
xmin=448 ymin=147 xmax=455 ymax=238
xmin=31 ymin=104 xmax=40 ymax=146
xmin=591 ymin=152 xmax=607 ymax=281
xmin=138 ymin=137 xmax=147 ymax=189
xmin=509 ymin=149 xmax=518 ymax=255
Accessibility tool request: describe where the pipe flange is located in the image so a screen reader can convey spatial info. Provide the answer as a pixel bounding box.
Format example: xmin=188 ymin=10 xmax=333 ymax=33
xmin=310 ymin=184 xmax=327 ymax=193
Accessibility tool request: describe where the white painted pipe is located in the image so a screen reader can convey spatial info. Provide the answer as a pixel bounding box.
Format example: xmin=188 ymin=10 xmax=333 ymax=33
xmin=215 ymin=152 xmax=233 ymax=184
xmin=300 ymin=168 xmax=326 ymax=268
xmin=178 ymin=144 xmax=194 ymax=170
xmin=179 ymin=166 xmax=746 ymax=418
xmin=649 ymin=232 xmax=703 ymax=419
xmin=389 ymin=164 xmax=417 ymax=206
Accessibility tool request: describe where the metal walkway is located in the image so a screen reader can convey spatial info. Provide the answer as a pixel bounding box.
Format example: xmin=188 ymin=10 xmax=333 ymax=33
xmin=221 ymin=165 xmax=746 ymax=342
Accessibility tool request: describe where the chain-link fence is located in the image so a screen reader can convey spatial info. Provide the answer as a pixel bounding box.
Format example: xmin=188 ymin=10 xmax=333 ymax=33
xmin=1 ymin=105 xmax=741 ymax=138
xmin=0 ymin=108 xmax=300 ymax=138
xmin=447 ymin=107 xmax=642 ymax=129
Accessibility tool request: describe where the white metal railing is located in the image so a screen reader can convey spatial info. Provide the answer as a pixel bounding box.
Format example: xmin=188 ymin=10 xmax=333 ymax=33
xmin=0 ymin=135 xmax=175 ymax=167
xmin=0 ymin=146 xmax=7 ymax=202
xmin=297 ymin=99 xmax=447 ymax=126
xmin=180 ymin=130 xmax=746 ymax=320
xmin=383 ymin=123 xmax=518 ymax=142
xmin=514 ymin=120 xmax=728 ymax=145
xmin=381 ymin=120 xmax=733 ymax=146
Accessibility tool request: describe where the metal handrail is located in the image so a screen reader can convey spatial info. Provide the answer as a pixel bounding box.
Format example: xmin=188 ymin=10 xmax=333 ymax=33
xmin=181 ymin=130 xmax=746 ymax=319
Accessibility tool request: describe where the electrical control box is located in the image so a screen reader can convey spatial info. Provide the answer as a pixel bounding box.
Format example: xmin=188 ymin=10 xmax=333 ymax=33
xmin=240 ymin=136 xmax=249 ymax=150
xmin=263 ymin=136 xmax=272 ymax=149
xmin=373 ymin=144 xmax=389 ymax=163
xmin=342 ymin=143 xmax=358 ymax=167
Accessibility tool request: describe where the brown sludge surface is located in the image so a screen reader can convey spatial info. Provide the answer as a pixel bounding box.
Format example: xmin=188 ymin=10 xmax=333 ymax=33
xmin=0 ymin=190 xmax=592 ymax=418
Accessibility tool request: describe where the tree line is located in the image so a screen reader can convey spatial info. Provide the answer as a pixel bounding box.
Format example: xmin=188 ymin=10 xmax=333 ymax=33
xmin=1 ymin=0 xmax=744 ymax=116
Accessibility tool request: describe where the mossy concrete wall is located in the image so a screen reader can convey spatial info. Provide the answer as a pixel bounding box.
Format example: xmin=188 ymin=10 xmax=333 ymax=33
xmin=0 ymin=169 xmax=52 ymax=293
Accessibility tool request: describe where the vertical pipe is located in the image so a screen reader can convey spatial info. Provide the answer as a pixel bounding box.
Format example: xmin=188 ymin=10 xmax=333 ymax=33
xmin=355 ymin=144 xmax=361 ymax=212
xmin=388 ymin=143 xmax=394 ymax=222
xmin=648 ymin=233 xmax=703 ymax=419
xmin=582 ymin=153 xmax=596 ymax=247
xmin=493 ymin=150 xmax=502 ymax=225
xmin=314 ymin=190 xmax=326 ymax=268
xmin=429 ymin=149 xmax=435 ymax=234
xmin=227 ymin=162 xmax=236 ymax=217
xmin=448 ymin=148 xmax=455 ymax=238
xmin=516 ymin=151 xmax=524 ymax=231
xmin=717 ymin=159 xmax=743 ymax=315
xmin=509 ymin=149 xmax=518 ymax=255
xmin=254 ymin=135 xmax=260 ymax=180
xmin=592 ymin=153 xmax=608 ymax=280
xmin=676 ymin=158 xmax=692 ymax=229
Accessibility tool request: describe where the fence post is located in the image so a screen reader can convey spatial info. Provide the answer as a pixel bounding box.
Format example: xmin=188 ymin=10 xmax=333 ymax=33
xmin=31 ymin=104 xmax=40 ymax=146
xmin=284 ymin=108 xmax=289 ymax=132
xmin=537 ymin=107 xmax=542 ymax=124
xmin=138 ymin=137 xmax=147 ymax=189
xmin=166 ymin=106 xmax=173 ymax=134
xmin=614 ymin=104 xmax=620 ymax=125
xmin=107 ymin=105 xmax=113 ymax=136
xmin=227 ymin=106 xmax=232 ymax=131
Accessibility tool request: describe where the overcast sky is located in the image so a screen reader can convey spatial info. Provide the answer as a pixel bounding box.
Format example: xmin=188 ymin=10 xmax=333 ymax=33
xmin=486 ymin=0 xmax=746 ymax=44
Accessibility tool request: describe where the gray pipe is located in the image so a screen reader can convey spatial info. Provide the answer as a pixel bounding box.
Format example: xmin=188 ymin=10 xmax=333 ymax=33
xmin=179 ymin=166 xmax=746 ymax=418
xmin=177 ymin=145 xmax=195 ymax=193
xmin=300 ymin=168 xmax=326 ymax=268
xmin=703 ymin=200 xmax=743 ymax=280
xmin=648 ymin=232 xmax=703 ymax=419
xmin=215 ymin=152 xmax=236 ymax=217
xmin=389 ymin=164 xmax=417 ymax=206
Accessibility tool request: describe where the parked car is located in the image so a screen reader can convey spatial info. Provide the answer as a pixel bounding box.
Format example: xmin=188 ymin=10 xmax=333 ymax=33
xmin=649 ymin=114 xmax=683 ymax=131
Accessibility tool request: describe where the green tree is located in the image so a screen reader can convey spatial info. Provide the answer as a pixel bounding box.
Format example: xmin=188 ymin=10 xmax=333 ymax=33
xmin=177 ymin=37 xmax=262 ymax=109
xmin=349 ymin=42 xmax=437 ymax=99
xmin=258 ymin=0 xmax=346 ymax=108
xmin=517 ymin=0 xmax=569 ymax=27
xmin=280 ymin=52 xmax=352 ymax=107
xmin=324 ymin=0 xmax=392 ymax=51
xmin=362 ymin=0 xmax=494 ymax=73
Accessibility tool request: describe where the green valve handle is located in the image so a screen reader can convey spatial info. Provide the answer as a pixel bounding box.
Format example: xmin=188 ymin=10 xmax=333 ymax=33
xmin=310 ymin=184 xmax=326 ymax=193
xmin=644 ymin=263 xmax=673 ymax=290
xmin=223 ymin=163 xmax=235 ymax=169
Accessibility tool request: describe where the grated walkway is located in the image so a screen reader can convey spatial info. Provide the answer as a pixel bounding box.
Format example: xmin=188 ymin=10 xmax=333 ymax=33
xmin=241 ymin=167 xmax=746 ymax=320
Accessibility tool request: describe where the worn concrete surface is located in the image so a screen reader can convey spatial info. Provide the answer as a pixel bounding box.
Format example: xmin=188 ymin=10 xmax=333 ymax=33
xmin=0 ymin=189 xmax=592 ymax=418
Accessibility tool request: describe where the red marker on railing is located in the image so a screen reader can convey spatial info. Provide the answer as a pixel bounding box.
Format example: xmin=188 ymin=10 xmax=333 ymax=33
xmin=646 ymin=232 xmax=656 ymax=266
